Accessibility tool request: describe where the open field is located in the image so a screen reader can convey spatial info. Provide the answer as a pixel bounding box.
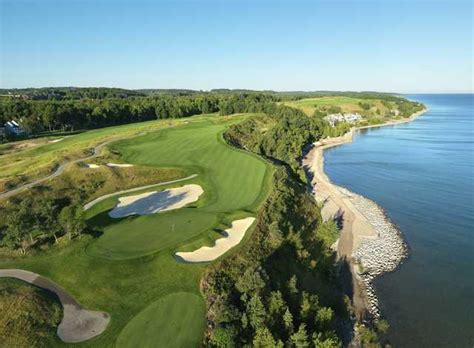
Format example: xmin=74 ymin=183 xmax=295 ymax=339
xmin=283 ymin=96 xmax=398 ymax=118
xmin=0 ymin=115 xmax=273 ymax=346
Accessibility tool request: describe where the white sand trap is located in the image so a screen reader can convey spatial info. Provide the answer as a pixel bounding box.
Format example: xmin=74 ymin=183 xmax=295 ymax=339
xmin=83 ymin=163 xmax=100 ymax=168
xmin=0 ymin=269 xmax=110 ymax=343
xmin=109 ymin=184 xmax=203 ymax=218
xmin=49 ymin=138 xmax=63 ymax=143
xmin=106 ymin=163 xmax=134 ymax=168
xmin=176 ymin=217 xmax=256 ymax=263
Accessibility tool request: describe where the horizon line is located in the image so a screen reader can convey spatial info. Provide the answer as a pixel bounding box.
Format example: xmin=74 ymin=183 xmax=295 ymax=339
xmin=0 ymin=86 xmax=472 ymax=95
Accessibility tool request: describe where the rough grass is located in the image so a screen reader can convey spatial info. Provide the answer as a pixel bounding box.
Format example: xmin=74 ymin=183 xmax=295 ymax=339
xmin=50 ymin=163 xmax=186 ymax=204
xmin=0 ymin=118 xmax=191 ymax=192
xmin=116 ymin=292 xmax=206 ymax=348
xmin=0 ymin=278 xmax=62 ymax=347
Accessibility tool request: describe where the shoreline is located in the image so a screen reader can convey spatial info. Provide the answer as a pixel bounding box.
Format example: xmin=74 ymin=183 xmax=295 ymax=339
xmin=302 ymin=108 xmax=427 ymax=321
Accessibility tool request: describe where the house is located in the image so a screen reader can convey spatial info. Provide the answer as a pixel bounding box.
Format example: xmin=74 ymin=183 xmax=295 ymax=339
xmin=5 ymin=120 xmax=27 ymax=136
xmin=324 ymin=113 xmax=362 ymax=127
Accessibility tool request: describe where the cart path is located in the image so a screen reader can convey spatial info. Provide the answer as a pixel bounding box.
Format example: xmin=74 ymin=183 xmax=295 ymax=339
xmin=83 ymin=174 xmax=199 ymax=211
xmin=0 ymin=269 xmax=110 ymax=343
xmin=0 ymin=139 xmax=114 ymax=200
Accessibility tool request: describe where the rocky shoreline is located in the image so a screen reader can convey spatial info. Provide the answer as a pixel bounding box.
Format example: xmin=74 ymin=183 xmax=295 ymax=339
xmin=336 ymin=186 xmax=408 ymax=320
xmin=302 ymin=108 xmax=427 ymax=323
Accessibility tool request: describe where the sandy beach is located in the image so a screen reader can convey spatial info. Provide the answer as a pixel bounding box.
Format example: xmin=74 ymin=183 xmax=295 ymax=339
xmin=302 ymin=109 xmax=427 ymax=320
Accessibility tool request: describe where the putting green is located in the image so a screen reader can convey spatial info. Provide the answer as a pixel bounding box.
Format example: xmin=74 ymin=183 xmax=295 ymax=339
xmin=0 ymin=115 xmax=274 ymax=347
xmin=116 ymin=292 xmax=206 ymax=348
xmin=87 ymin=210 xmax=217 ymax=260
xmin=87 ymin=120 xmax=271 ymax=260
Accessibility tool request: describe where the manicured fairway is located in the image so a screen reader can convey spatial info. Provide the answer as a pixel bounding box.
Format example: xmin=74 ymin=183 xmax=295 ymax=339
xmin=0 ymin=115 xmax=273 ymax=347
xmin=87 ymin=120 xmax=270 ymax=259
xmin=116 ymin=292 xmax=206 ymax=348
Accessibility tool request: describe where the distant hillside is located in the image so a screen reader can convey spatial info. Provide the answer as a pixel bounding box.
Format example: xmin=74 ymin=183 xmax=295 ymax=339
xmin=0 ymin=87 xmax=401 ymax=101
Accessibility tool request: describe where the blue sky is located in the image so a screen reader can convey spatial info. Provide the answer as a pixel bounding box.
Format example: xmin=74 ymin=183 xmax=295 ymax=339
xmin=1 ymin=0 xmax=472 ymax=92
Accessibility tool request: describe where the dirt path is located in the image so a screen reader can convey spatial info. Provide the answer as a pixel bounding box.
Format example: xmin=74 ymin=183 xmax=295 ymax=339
xmin=0 ymin=122 xmax=185 ymax=201
xmin=0 ymin=269 xmax=110 ymax=343
xmin=83 ymin=174 xmax=199 ymax=211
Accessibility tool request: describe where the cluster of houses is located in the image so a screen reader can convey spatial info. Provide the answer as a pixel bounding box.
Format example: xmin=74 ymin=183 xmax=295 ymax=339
xmin=0 ymin=120 xmax=27 ymax=138
xmin=323 ymin=112 xmax=362 ymax=127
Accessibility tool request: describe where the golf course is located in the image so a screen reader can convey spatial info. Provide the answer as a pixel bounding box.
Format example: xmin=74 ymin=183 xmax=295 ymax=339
xmin=0 ymin=114 xmax=273 ymax=346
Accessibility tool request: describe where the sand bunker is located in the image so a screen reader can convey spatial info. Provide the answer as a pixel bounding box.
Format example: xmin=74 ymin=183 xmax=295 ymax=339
xmin=176 ymin=217 xmax=255 ymax=263
xmin=49 ymin=138 xmax=64 ymax=143
xmin=83 ymin=163 xmax=100 ymax=169
xmin=108 ymin=184 xmax=203 ymax=218
xmin=106 ymin=163 xmax=134 ymax=168
xmin=0 ymin=269 xmax=110 ymax=343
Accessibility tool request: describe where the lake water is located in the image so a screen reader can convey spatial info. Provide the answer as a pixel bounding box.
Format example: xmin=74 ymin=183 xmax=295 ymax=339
xmin=324 ymin=94 xmax=473 ymax=347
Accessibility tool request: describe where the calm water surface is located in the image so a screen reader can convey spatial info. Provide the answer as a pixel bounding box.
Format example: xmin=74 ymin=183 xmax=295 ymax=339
xmin=324 ymin=94 xmax=473 ymax=347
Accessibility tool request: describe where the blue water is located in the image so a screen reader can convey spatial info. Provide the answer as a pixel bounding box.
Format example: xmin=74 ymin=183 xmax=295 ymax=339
xmin=324 ymin=94 xmax=474 ymax=347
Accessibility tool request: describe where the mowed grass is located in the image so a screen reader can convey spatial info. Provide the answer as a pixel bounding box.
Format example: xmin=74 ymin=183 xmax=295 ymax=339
xmin=87 ymin=119 xmax=271 ymax=259
xmin=87 ymin=208 xmax=218 ymax=260
xmin=0 ymin=240 xmax=206 ymax=347
xmin=116 ymin=292 xmax=205 ymax=348
xmin=0 ymin=115 xmax=273 ymax=347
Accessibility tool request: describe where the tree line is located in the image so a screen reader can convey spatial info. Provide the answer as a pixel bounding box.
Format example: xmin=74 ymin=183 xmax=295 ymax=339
xmin=0 ymin=93 xmax=278 ymax=136
xmin=224 ymin=103 xmax=350 ymax=181
xmin=203 ymin=167 xmax=347 ymax=346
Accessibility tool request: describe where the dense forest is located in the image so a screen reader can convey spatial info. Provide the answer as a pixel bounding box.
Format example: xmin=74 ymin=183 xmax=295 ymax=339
xmin=224 ymin=104 xmax=349 ymax=181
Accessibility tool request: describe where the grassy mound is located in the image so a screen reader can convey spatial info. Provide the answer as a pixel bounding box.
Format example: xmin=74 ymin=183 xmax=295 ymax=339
xmin=116 ymin=292 xmax=205 ymax=347
xmin=0 ymin=278 xmax=62 ymax=347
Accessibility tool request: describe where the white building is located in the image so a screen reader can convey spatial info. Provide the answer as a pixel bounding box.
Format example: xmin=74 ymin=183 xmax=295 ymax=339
xmin=5 ymin=120 xmax=26 ymax=136
xmin=324 ymin=113 xmax=362 ymax=127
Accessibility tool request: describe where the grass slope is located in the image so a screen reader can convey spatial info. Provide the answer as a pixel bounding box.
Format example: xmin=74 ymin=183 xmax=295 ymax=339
xmin=283 ymin=96 xmax=396 ymax=117
xmin=0 ymin=115 xmax=272 ymax=347
xmin=116 ymin=292 xmax=206 ymax=348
